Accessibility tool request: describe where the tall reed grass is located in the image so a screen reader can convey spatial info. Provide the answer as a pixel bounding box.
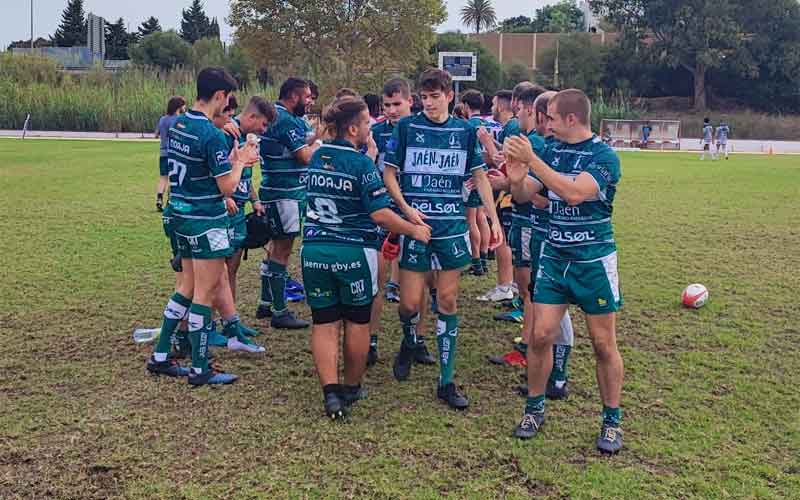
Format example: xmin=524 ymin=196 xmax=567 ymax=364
xmin=0 ymin=54 xmax=275 ymax=133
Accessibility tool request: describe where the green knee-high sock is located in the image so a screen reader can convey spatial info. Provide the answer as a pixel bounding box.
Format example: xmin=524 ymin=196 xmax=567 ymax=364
xmin=154 ymin=292 xmax=192 ymax=358
xmin=259 ymin=260 xmax=272 ymax=305
xmin=188 ymin=304 xmax=213 ymax=374
xmin=266 ymin=261 xmax=288 ymax=314
xmin=436 ymin=313 xmax=459 ymax=386
xmin=399 ymin=311 xmax=420 ymax=348
xmin=549 ymin=344 xmax=572 ymax=384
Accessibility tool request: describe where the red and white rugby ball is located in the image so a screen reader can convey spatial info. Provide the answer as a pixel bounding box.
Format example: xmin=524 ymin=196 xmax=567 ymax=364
xmin=682 ymin=284 xmax=709 ymax=309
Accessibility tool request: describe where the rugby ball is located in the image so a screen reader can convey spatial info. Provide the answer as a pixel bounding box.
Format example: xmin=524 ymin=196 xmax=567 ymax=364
xmin=681 ymin=284 xmax=709 ymax=309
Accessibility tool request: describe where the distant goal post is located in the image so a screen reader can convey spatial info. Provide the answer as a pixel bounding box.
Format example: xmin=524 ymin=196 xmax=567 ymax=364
xmin=600 ymin=119 xmax=681 ymax=150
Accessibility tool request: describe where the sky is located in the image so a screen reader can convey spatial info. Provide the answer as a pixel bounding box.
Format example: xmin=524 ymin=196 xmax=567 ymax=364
xmin=1 ymin=0 xmax=558 ymax=49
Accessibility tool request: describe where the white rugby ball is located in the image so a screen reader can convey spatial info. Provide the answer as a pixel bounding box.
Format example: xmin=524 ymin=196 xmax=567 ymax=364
xmin=682 ymin=284 xmax=709 ymax=309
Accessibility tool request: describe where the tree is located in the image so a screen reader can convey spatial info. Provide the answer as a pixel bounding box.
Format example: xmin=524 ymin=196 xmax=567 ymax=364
xmin=180 ymin=0 xmax=218 ymax=44
xmin=230 ymin=0 xmax=446 ymax=91
xmin=498 ymin=16 xmax=534 ymax=33
xmin=709 ymin=0 xmax=800 ymax=113
xmin=504 ymin=63 xmax=533 ymax=88
xmin=7 ymin=38 xmax=52 ymax=50
xmin=129 ymin=31 xmax=193 ymax=70
xmin=537 ymin=34 xmax=608 ymax=95
xmin=105 ymin=18 xmax=131 ymax=60
xmin=226 ymin=44 xmax=255 ymax=88
xmin=531 ymin=0 xmax=585 ymax=33
xmin=51 ymin=0 xmax=87 ymax=47
xmin=138 ymin=17 xmax=162 ymax=38
xmin=591 ymin=0 xmax=751 ymax=110
xmin=461 ymin=0 xmax=497 ymax=34
xmin=192 ymin=37 xmax=225 ymax=69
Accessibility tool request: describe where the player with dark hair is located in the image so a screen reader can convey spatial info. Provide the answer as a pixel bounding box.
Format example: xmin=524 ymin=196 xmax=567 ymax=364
xmin=155 ymin=96 xmax=187 ymax=211
xmin=256 ymin=77 xmax=320 ymax=329
xmin=147 ymin=67 xmax=260 ymax=385
xmin=302 ymin=96 xmax=431 ymax=418
xmin=383 ymin=68 xmax=503 ymax=409
xmin=364 ymin=93 xmax=381 ymax=124
xmin=460 ymin=89 xmax=496 ymax=277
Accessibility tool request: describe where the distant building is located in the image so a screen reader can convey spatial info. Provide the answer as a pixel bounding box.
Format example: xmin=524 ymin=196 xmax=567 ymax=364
xmin=10 ymin=12 xmax=129 ymax=71
xmin=469 ymin=32 xmax=618 ymax=71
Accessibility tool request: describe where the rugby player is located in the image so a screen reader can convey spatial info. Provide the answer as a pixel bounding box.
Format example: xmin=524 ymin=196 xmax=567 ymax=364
xmin=147 ymin=67 xmax=260 ymax=385
xmin=700 ymin=117 xmax=715 ymax=160
xmin=256 ymin=78 xmax=320 ymax=329
xmin=369 ymin=78 xmax=437 ymax=368
xmin=459 ymin=89 xmax=494 ymax=277
xmin=505 ymin=89 xmax=624 ymax=453
xmin=302 ymin=96 xmax=431 ymax=418
xmin=715 ymin=120 xmax=730 ymax=160
xmin=155 ymin=96 xmax=187 ymax=211
xmin=383 ymin=68 xmax=503 ymax=409
xmin=477 ymin=89 xmax=515 ymax=303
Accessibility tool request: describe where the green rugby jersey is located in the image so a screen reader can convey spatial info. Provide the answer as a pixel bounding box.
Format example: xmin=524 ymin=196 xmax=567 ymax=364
xmin=530 ymin=136 xmax=559 ymax=236
xmin=510 ymin=129 xmax=545 ymax=229
xmin=371 ymin=119 xmax=395 ymax=174
xmin=224 ymin=118 xmax=252 ymax=208
xmin=538 ymin=135 xmax=621 ymax=260
xmin=384 ymin=113 xmax=484 ymax=238
xmin=498 ymin=117 xmax=520 ymax=145
xmin=303 ymin=139 xmax=392 ymax=250
xmin=166 ymin=109 xmax=232 ymax=220
xmin=259 ymin=103 xmax=309 ymax=202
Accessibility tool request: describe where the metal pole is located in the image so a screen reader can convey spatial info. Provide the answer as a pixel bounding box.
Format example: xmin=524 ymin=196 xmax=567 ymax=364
xmin=455 ymin=81 xmax=460 ymax=104
xmin=30 ymin=0 xmax=34 ymax=49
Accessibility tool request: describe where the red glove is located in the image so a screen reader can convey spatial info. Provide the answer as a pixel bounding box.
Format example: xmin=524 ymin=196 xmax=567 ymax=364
xmin=382 ymin=233 xmax=401 ymax=260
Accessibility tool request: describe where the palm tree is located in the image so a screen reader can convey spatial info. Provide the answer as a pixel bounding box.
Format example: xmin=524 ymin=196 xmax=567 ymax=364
xmin=460 ymin=0 xmax=497 ymax=34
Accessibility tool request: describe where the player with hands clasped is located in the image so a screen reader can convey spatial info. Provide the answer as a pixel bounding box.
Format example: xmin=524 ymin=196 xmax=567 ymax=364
xmin=504 ymin=89 xmax=625 ymax=454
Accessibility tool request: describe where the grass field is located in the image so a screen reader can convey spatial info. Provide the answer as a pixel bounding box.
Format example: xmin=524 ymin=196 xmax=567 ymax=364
xmin=1 ymin=139 xmax=799 ymax=499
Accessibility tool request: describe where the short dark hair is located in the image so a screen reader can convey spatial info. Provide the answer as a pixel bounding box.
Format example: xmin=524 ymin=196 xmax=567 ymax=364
xmin=534 ymin=91 xmax=556 ymax=118
xmin=307 ymin=80 xmax=319 ymax=99
xmin=279 ymin=77 xmax=309 ymax=100
xmin=383 ymin=78 xmax=411 ymax=99
xmin=418 ymin=68 xmax=453 ymax=93
xmin=363 ymin=93 xmax=381 ymax=118
xmin=513 ymin=81 xmax=544 ymax=100
xmin=335 ymin=87 xmax=359 ymax=99
xmin=551 ymin=89 xmax=591 ymax=127
xmin=518 ymin=86 xmax=545 ymax=107
xmin=460 ymin=89 xmax=484 ymax=112
xmin=197 ymin=67 xmax=238 ymax=101
xmin=166 ymin=96 xmax=186 ymax=116
xmin=245 ymin=96 xmax=277 ymax=123
xmin=223 ymin=95 xmax=239 ymax=114
xmin=494 ymin=90 xmax=513 ymax=104
xmin=323 ymin=97 xmax=368 ymax=140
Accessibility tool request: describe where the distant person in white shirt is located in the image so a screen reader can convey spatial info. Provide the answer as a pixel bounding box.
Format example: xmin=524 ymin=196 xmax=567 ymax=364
xmin=700 ymin=117 xmax=716 ymax=160
xmin=715 ymin=121 xmax=731 ymax=160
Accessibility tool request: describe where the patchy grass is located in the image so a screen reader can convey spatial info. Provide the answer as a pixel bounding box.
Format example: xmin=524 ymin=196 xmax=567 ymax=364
xmin=1 ymin=140 xmax=798 ymax=499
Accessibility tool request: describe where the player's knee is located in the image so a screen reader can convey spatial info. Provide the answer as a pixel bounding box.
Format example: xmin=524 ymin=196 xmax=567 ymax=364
xmin=591 ymin=335 xmax=619 ymax=362
xmin=436 ymin=293 xmax=456 ymax=315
